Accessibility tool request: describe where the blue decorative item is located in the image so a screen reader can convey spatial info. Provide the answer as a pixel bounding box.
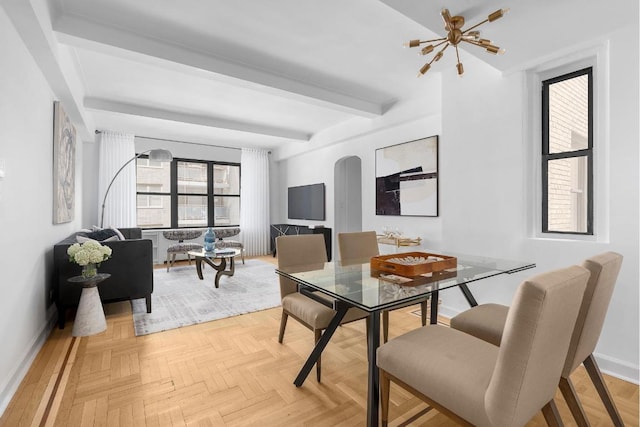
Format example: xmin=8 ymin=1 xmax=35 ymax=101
xmin=204 ymin=227 xmax=216 ymax=252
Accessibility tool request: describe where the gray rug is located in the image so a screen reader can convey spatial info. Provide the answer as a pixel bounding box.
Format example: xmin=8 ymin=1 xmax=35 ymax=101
xmin=131 ymin=259 xmax=281 ymax=336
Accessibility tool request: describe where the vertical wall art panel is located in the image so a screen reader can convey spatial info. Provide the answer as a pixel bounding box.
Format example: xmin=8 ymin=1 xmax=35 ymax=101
xmin=375 ymin=136 xmax=438 ymax=216
xmin=52 ymin=101 xmax=76 ymax=224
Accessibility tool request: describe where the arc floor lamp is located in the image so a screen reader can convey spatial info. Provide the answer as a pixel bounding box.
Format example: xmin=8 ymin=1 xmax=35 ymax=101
xmin=100 ymin=149 xmax=173 ymax=228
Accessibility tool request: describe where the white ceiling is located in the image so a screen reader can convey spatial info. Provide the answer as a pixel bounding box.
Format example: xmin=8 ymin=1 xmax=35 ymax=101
xmin=6 ymin=0 xmax=637 ymax=151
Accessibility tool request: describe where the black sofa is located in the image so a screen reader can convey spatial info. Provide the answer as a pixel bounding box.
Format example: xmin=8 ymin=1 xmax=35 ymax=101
xmin=53 ymin=228 xmax=153 ymax=329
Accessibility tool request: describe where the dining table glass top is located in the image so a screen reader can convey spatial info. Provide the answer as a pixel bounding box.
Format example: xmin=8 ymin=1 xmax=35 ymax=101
xmin=276 ymin=252 xmax=535 ymax=312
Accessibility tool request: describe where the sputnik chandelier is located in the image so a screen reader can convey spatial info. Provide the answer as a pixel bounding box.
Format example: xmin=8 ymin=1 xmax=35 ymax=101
xmin=405 ymin=7 xmax=509 ymax=77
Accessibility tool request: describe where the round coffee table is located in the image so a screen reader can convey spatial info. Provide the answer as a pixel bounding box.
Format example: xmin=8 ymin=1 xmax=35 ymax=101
xmin=188 ymin=248 xmax=242 ymax=288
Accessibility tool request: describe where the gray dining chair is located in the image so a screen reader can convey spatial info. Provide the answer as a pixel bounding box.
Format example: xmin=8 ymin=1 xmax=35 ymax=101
xmin=450 ymin=252 xmax=624 ymax=427
xmin=377 ymin=264 xmax=590 ymax=426
xmin=337 ymin=231 xmax=429 ymax=342
xmin=276 ymin=234 xmax=369 ymax=381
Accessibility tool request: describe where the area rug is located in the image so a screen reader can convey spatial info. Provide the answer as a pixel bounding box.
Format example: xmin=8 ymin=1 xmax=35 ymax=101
xmin=131 ymin=259 xmax=280 ymax=336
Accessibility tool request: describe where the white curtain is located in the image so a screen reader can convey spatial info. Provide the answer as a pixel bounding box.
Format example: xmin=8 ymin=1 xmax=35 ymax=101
xmin=98 ymin=131 xmax=136 ymax=228
xmin=240 ymin=148 xmax=270 ymax=256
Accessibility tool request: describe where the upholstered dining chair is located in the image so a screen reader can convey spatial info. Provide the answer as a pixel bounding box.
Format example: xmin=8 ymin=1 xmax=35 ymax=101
xmin=276 ymin=234 xmax=369 ymax=382
xmin=450 ymin=251 xmax=624 ymax=427
xmin=377 ymin=265 xmax=590 ymax=427
xmin=163 ymin=229 xmax=204 ymax=272
xmin=337 ymin=231 xmax=428 ymax=343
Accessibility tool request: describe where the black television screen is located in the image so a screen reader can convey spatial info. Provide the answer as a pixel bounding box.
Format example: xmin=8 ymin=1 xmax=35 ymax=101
xmin=288 ymin=183 xmax=325 ymax=220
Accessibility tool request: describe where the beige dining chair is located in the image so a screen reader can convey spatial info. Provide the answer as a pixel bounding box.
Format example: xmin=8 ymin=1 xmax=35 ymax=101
xmin=450 ymin=252 xmax=624 ymax=426
xmin=337 ymin=231 xmax=428 ymax=342
xmin=377 ymin=265 xmax=590 ymax=427
xmin=276 ymin=234 xmax=369 ymax=381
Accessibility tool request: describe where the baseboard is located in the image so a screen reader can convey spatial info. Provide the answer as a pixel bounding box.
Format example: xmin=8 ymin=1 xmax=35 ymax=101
xmin=439 ymin=304 xmax=639 ymax=385
xmin=594 ymin=353 xmax=639 ymax=385
xmin=0 ymin=307 xmax=57 ymax=417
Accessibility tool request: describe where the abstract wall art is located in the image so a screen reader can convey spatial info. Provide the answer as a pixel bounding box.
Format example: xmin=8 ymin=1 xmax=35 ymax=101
xmin=52 ymin=101 xmax=76 ymax=224
xmin=375 ymin=136 xmax=439 ymax=217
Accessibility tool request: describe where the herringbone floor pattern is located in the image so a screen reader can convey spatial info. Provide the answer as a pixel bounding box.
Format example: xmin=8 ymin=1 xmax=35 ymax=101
xmin=1 ymin=256 xmax=638 ymax=426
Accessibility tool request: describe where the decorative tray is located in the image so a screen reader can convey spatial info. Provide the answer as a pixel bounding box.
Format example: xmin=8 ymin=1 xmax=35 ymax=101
xmin=370 ymin=252 xmax=457 ymax=277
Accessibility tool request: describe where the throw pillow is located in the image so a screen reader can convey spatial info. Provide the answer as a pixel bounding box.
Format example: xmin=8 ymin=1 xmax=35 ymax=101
xmin=110 ymin=227 xmax=126 ymax=240
xmin=83 ymin=228 xmax=120 ymax=241
xmin=76 ymin=235 xmax=119 ymax=243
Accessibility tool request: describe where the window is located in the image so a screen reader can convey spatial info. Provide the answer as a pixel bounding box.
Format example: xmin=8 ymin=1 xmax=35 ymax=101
xmin=136 ymin=156 xmax=240 ymax=229
xmin=542 ymin=67 xmax=593 ymax=235
xmin=136 ymin=159 xmax=171 ymax=228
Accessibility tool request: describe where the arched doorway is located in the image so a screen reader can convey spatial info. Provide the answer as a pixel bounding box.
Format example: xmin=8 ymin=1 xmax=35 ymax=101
xmin=334 ymin=156 xmax=362 ymax=258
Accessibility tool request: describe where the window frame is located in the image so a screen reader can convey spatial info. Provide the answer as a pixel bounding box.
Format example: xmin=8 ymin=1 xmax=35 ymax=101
xmin=136 ymin=155 xmax=241 ymax=229
xmin=541 ymin=67 xmax=594 ymax=235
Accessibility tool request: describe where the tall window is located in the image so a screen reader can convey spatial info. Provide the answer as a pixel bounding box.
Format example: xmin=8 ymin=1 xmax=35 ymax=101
xmin=136 ymin=156 xmax=240 ymax=228
xmin=542 ymin=67 xmax=593 ymax=235
xmin=136 ymin=157 xmax=171 ymax=228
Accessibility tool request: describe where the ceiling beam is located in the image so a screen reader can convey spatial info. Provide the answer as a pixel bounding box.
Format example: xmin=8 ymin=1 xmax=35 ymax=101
xmin=54 ymin=14 xmax=384 ymax=118
xmin=2 ymin=0 xmax=94 ymax=140
xmin=84 ymin=98 xmax=311 ymax=141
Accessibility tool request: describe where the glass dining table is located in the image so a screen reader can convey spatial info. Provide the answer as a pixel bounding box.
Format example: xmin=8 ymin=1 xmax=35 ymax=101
xmin=275 ymin=251 xmax=535 ymax=427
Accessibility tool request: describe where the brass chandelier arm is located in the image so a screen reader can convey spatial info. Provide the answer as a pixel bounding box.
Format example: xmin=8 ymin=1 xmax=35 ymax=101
xmin=462 ymin=18 xmax=490 ymax=35
xmin=432 ymin=43 xmax=450 ymax=63
xmin=419 ymin=43 xmax=451 ymax=77
xmin=405 ymin=37 xmax=446 ymax=48
xmin=421 ymin=39 xmax=448 ymax=56
xmin=441 ymin=8 xmax=452 ymax=31
xmin=461 ymin=38 xmax=503 ymax=53
xmin=454 ymin=45 xmax=464 ymax=76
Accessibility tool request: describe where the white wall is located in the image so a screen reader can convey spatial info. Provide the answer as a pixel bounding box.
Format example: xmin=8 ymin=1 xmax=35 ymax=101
xmin=274 ymin=27 xmax=639 ymax=382
xmin=0 ymin=7 xmax=84 ymax=413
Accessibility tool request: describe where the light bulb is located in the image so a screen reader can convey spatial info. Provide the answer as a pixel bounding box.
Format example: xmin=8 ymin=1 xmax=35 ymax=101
xmin=403 ymin=40 xmax=421 ymax=48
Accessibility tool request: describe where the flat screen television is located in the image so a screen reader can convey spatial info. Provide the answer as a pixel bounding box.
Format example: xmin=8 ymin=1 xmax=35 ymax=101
xmin=288 ymin=183 xmax=325 ymax=221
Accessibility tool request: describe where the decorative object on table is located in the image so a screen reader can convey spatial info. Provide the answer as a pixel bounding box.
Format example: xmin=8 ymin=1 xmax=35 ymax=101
xmin=100 ymin=148 xmax=172 ymax=228
xmin=163 ymin=229 xmax=204 ymax=272
xmin=376 ymin=136 xmax=439 ymax=216
xmin=52 ymin=101 xmax=76 ymax=224
xmin=377 ymin=227 xmax=422 ymax=247
xmin=67 ymin=240 xmax=112 ymax=278
xmin=204 ymin=227 xmax=216 ymax=252
xmin=370 ymin=252 xmax=457 ymax=277
xmin=68 ymin=273 xmax=110 ymax=336
xmin=131 ymin=259 xmax=280 ymax=336
xmin=404 ymin=7 xmax=508 ymax=77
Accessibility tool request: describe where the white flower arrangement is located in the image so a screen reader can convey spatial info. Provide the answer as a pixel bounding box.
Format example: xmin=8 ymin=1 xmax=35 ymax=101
xmin=67 ymin=240 xmax=112 ymax=266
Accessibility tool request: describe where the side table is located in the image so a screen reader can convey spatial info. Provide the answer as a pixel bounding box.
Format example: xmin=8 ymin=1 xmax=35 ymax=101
xmin=67 ymin=273 xmax=110 ymax=337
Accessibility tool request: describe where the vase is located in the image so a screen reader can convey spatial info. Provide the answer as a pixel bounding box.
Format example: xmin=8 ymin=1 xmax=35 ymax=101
xmin=82 ymin=263 xmax=98 ymax=278
xmin=204 ymin=227 xmax=216 ymax=252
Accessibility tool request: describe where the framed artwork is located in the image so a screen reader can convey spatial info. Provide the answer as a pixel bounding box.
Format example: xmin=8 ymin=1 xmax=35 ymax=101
xmin=52 ymin=101 xmax=76 ymax=224
xmin=375 ymin=136 xmax=439 ymax=216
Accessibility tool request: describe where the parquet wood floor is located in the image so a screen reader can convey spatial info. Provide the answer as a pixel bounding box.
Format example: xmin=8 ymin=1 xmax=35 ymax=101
xmin=1 ymin=256 xmax=638 ymax=426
